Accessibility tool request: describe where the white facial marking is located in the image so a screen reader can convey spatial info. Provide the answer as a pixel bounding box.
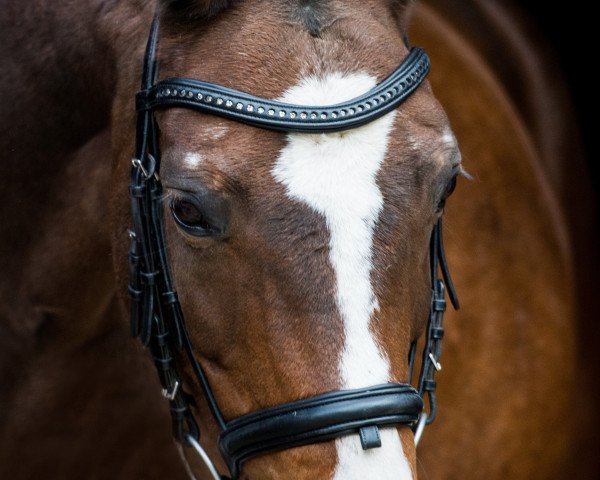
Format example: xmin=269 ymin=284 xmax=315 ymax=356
xmin=204 ymin=126 xmax=229 ymax=141
xmin=183 ymin=152 xmax=203 ymax=169
xmin=406 ymin=134 xmax=423 ymax=152
xmin=272 ymin=73 xmax=413 ymax=480
xmin=442 ymin=127 xmax=457 ymax=148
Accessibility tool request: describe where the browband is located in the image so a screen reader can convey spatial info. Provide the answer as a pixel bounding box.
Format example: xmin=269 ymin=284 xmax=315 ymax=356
xmin=219 ymin=384 xmax=423 ymax=477
xmin=136 ymin=48 xmax=430 ymax=133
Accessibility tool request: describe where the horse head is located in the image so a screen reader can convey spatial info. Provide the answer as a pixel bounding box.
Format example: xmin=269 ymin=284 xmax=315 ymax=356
xmin=112 ymin=1 xmax=462 ymax=478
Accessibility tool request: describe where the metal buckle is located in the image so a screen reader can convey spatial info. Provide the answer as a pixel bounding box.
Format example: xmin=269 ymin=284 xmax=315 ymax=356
xmin=131 ymin=157 xmax=149 ymax=177
xmin=132 ymin=154 xmax=159 ymax=180
xmin=162 ymin=381 xmax=180 ymax=401
xmin=428 ymin=352 xmax=442 ymax=371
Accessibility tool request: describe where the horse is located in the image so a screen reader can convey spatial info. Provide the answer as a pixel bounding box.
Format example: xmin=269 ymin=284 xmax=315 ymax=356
xmin=0 ymin=0 xmax=597 ymax=479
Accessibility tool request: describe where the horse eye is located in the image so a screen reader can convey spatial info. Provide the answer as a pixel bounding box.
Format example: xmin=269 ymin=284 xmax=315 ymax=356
xmin=170 ymin=198 xmax=214 ymax=235
xmin=445 ymin=175 xmax=457 ymax=197
xmin=437 ymin=176 xmax=457 ymax=213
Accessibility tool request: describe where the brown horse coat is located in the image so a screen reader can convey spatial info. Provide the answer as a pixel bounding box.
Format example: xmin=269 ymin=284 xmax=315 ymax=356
xmin=0 ymin=0 xmax=597 ymax=478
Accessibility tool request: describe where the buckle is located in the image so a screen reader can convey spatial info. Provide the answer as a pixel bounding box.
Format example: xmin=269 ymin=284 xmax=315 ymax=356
xmin=162 ymin=380 xmax=180 ymax=401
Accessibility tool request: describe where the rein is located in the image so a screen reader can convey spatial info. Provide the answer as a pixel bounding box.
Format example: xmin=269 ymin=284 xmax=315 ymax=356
xmin=128 ymin=16 xmax=458 ymax=480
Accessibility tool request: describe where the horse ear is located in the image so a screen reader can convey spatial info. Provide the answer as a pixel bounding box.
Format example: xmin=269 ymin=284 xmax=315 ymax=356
xmin=390 ymin=0 xmax=416 ymax=30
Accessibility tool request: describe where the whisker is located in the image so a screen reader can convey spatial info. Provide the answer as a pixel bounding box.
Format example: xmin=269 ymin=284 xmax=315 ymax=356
xmin=457 ymin=165 xmax=474 ymax=181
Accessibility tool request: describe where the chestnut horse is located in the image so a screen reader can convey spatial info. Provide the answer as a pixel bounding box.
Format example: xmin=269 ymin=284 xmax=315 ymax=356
xmin=0 ymin=0 xmax=597 ymax=479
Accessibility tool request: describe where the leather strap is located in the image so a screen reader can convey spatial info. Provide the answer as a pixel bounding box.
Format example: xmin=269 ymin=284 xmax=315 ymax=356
xmin=136 ymin=48 xmax=430 ymax=133
xmin=411 ymin=220 xmax=459 ymax=425
xmin=218 ymin=383 xmax=423 ymax=478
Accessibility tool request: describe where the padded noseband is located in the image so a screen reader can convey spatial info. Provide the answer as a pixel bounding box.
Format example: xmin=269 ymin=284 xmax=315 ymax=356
xmin=219 ymin=384 xmax=423 ymax=478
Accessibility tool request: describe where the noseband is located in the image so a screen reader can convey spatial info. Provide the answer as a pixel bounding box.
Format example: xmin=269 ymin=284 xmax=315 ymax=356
xmin=129 ymin=17 xmax=459 ymax=480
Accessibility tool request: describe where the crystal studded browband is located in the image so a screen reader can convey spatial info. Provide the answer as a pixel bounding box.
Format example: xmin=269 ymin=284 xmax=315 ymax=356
xmin=135 ymin=47 xmax=430 ymax=134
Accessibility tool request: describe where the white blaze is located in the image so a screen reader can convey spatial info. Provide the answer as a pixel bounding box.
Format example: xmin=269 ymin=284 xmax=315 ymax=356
xmin=272 ymin=73 xmax=413 ymax=479
xmin=442 ymin=127 xmax=457 ymax=148
xmin=184 ymin=152 xmax=203 ymax=168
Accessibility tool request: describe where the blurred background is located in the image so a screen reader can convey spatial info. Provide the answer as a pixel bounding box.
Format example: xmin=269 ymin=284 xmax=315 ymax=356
xmin=514 ymin=0 xmax=599 ymax=364
xmin=522 ymin=2 xmax=597 ymax=191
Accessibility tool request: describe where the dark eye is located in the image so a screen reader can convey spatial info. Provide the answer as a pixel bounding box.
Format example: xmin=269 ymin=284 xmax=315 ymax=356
xmin=170 ymin=198 xmax=217 ymax=236
xmin=436 ymin=176 xmax=457 ymax=213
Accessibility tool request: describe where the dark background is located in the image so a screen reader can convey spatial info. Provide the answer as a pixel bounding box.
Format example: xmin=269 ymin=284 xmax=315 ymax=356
xmin=522 ymin=7 xmax=599 ymax=451
xmin=522 ymin=3 xmax=597 ymax=194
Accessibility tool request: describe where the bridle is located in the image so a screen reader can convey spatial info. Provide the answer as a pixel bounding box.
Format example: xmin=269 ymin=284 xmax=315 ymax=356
xmin=128 ymin=16 xmax=459 ymax=480
xmin=130 ymin=16 xmax=459 ymax=479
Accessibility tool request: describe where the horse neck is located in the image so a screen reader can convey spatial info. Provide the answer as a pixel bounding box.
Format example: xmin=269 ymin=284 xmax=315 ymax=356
xmin=0 ymin=0 xmax=152 ymax=335
xmin=0 ymin=1 xmax=125 ymax=158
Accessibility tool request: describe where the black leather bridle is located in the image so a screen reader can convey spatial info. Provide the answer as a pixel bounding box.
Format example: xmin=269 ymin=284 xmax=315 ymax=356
xmin=129 ymin=16 xmax=459 ymax=480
